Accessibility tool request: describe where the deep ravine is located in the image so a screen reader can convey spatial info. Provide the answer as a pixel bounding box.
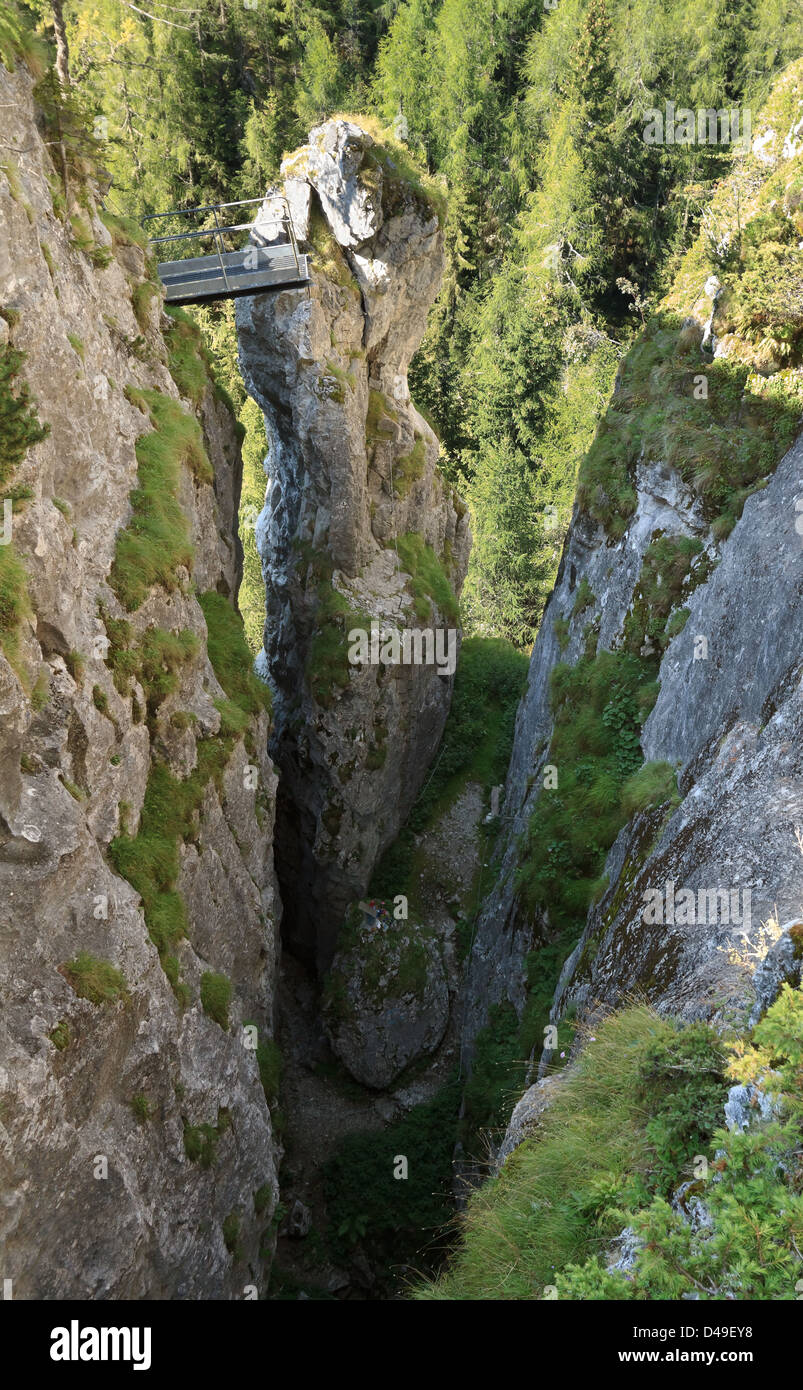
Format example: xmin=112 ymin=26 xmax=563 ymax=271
xmin=4 ymin=13 xmax=803 ymax=1309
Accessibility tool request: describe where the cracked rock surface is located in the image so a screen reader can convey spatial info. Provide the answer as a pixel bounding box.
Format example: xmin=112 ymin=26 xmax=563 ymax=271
xmin=237 ymin=119 xmax=470 ymax=970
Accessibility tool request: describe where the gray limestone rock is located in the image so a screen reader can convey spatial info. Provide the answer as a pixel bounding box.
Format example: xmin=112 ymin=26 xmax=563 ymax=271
xmin=724 ymin=1082 xmax=779 ymax=1132
xmin=237 ymin=120 xmax=470 ymax=969
xmin=0 ymin=65 xmax=282 ymax=1299
xmin=463 ymin=413 xmax=803 ymax=1071
xmin=323 ymin=924 xmax=449 ymax=1089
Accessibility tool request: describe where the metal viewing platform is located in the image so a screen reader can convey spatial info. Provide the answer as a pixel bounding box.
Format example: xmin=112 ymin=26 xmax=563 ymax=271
xmin=144 ymin=196 xmax=310 ymax=306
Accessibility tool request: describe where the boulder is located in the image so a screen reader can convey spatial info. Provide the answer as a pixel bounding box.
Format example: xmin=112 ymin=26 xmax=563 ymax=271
xmin=323 ymin=924 xmax=449 ymax=1089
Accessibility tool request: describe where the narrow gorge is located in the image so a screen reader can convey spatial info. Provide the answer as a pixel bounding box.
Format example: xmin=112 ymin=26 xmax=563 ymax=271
xmin=2 ymin=0 xmax=803 ymax=1314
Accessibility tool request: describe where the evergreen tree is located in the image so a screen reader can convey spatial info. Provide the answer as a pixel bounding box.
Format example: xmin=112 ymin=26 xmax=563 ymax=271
xmin=23 ymin=0 xmax=803 ymax=646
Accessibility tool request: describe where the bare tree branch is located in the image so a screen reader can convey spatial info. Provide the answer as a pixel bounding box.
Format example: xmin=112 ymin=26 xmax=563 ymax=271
xmin=122 ymin=2 xmax=195 ymax=31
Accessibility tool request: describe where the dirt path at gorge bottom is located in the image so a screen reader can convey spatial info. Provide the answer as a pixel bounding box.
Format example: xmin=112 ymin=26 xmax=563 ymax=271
xmin=272 ymin=952 xmax=384 ymax=1298
xmin=272 ymin=782 xmax=488 ymax=1298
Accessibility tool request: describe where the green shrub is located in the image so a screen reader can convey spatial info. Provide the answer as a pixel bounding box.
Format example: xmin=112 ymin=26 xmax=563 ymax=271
xmin=62 ymin=951 xmax=129 ymax=1006
xmin=552 ymin=615 xmax=570 ymax=651
xmin=65 ymin=648 xmax=85 ymax=683
xmin=0 ymin=5 xmax=49 ymax=75
xmin=421 ymin=987 xmax=803 ymax=1301
xmin=131 ymin=280 xmax=158 ymax=332
xmin=100 ymin=609 xmax=136 ymax=693
xmin=137 ymin=626 xmax=199 ymax=717
xmin=99 ymin=209 xmax=150 ymax=251
xmin=254 ymin=1182 xmax=273 ymax=1215
xmin=200 ymin=970 xmax=232 ymax=1029
xmin=0 ymin=543 xmax=30 ymax=662
xmin=322 ymin=359 xmax=356 ymax=402
xmin=571 ymin=577 xmax=594 ymax=619
xmin=664 ymin=606 xmax=690 ymax=640
xmin=304 ymin=579 xmax=369 ymax=709
xmin=237 ymin=396 xmax=269 ymax=655
xmin=507 ymin=647 xmax=669 ymax=1101
xmin=577 ymin=315 xmax=800 ymax=539
xmin=31 ymin=667 xmax=49 ymax=709
xmin=169 ymin=710 xmax=196 ymax=731
xmin=365 ymin=388 xmax=400 ymax=464
xmin=394 ymin=434 xmax=427 ymax=496
xmin=369 ymin=637 xmax=527 ymax=908
xmin=212 ymin=696 xmax=248 ymax=736
xmin=341 ymin=115 xmax=447 ymax=224
xmin=459 ymin=1001 xmax=527 ymax=1146
xmin=69 ymin=213 xmax=111 ymax=268
xmin=517 ymin=648 xmax=655 ymax=933
xmin=101 ymin=618 xmax=199 ymax=723
xmin=623 ymin=533 xmax=713 ymax=656
xmin=556 ymin=987 xmax=803 ymax=1300
xmin=730 ymin=980 xmax=803 ymax=1114
xmin=324 ymin=1077 xmax=461 ymax=1276
xmin=1 ymin=156 xmax=22 ymax=203
xmin=634 ymin=1023 xmax=728 ymax=1199
xmin=307 ymin=203 xmax=360 ymax=293
xmin=109 ymin=742 xmax=233 ymax=999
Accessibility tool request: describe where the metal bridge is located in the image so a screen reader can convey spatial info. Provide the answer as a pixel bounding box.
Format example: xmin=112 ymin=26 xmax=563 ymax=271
xmin=144 ymin=196 xmax=310 ymax=305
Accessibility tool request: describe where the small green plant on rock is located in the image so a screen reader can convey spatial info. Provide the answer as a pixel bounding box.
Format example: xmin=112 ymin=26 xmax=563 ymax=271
xmin=395 ymin=531 xmax=459 ymax=623
xmin=61 ymin=951 xmax=129 ymax=1007
xmin=110 ymin=389 xmax=211 ymax=611
xmin=200 ymin=971 xmax=232 ymax=1030
xmin=183 ymin=1120 xmax=219 ymax=1168
xmin=49 ymin=1019 xmax=71 ymax=1051
xmin=222 ymin=1209 xmax=242 ymax=1257
xmin=131 ymin=1093 xmax=152 ymax=1124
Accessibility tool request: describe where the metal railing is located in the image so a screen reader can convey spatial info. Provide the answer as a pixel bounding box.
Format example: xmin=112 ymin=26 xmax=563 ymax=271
xmin=142 ymin=196 xmax=305 ymax=292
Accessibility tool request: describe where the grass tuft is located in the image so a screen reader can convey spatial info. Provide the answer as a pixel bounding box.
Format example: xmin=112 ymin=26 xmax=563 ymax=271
xmin=394 ymin=434 xmax=427 ymax=496
xmin=198 ymin=590 xmax=271 ymax=720
xmin=164 ymin=305 xmax=213 ymax=406
xmin=200 ymin=970 xmax=232 ymax=1030
xmin=415 ymin=1008 xmax=726 ymax=1299
xmin=620 ymin=760 xmax=680 ymax=816
xmin=110 ymin=389 xmax=211 ymax=611
xmin=61 ymin=951 xmax=129 ymax=1007
xmin=395 ymin=531 xmax=460 ymax=624
xmin=108 ymin=740 xmax=233 ymax=1000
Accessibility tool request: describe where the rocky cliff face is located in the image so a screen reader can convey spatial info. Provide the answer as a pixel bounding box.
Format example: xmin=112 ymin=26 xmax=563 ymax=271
xmin=237 ymin=120 xmax=470 ymax=971
xmin=549 ymin=435 xmax=803 ymax=1036
xmin=461 ymin=67 xmax=803 ymax=1074
xmin=0 ymin=64 xmax=281 ymax=1297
